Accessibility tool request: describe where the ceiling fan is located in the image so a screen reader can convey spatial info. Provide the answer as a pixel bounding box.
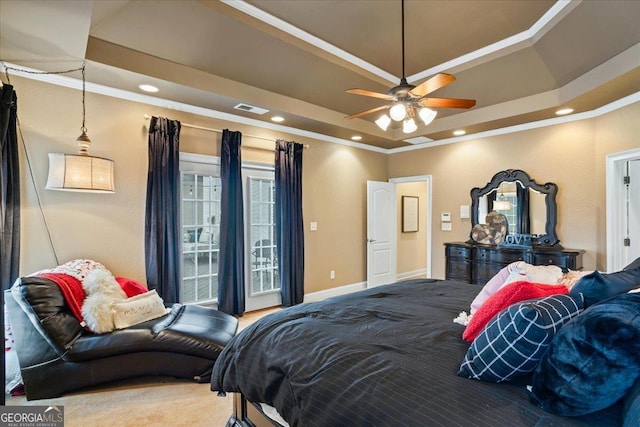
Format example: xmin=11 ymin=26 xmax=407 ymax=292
xmin=345 ymin=0 xmax=476 ymax=132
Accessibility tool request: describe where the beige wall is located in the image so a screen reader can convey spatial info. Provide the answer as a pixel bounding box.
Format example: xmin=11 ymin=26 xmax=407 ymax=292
xmin=12 ymin=76 xmax=386 ymax=294
xmin=389 ymin=101 xmax=640 ymax=278
xmin=396 ymin=181 xmax=427 ymax=276
xmin=11 ymin=75 xmax=640 ymax=295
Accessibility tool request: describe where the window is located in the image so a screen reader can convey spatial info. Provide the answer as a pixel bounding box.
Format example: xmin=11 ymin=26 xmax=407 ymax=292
xmin=500 ymin=193 xmax=518 ymax=234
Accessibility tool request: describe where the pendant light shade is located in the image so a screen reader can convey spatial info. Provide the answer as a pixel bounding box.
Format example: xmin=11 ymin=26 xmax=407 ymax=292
xmin=402 ymin=117 xmax=417 ymax=134
xmin=46 ymin=65 xmax=115 ymax=193
xmin=46 ymin=153 xmax=115 ymax=193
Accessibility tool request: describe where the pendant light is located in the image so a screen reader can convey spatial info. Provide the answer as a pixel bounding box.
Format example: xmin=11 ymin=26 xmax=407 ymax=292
xmin=493 ymin=183 xmax=511 ymax=210
xmin=46 ymin=65 xmax=115 ymax=193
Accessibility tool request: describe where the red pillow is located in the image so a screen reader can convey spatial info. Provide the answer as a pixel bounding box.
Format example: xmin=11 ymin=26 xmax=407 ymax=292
xmin=462 ymin=281 xmax=568 ymax=342
xmin=115 ymin=277 xmax=148 ymax=297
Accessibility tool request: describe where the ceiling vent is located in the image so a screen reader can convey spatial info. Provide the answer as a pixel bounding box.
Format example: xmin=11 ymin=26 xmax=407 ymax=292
xmin=403 ymin=136 xmax=433 ymax=144
xmin=233 ymin=103 xmax=269 ymax=115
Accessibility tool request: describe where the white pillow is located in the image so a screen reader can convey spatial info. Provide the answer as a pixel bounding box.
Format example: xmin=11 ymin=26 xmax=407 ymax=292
xmin=502 ymin=261 xmax=563 ymax=286
xmin=112 ymin=290 xmax=170 ymax=330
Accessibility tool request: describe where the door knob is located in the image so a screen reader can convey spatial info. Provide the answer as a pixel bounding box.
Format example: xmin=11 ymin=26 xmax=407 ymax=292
xmin=367 ymin=238 xmax=376 ymax=243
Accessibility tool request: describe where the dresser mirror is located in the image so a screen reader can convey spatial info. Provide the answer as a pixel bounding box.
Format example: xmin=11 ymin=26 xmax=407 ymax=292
xmin=470 ymin=169 xmax=560 ymax=247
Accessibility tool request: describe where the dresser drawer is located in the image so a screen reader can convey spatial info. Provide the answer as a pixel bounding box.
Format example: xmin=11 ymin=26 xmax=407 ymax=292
xmin=447 ymin=260 xmax=471 ymax=281
xmin=473 ymin=247 xmax=525 ymax=264
xmin=446 ymin=245 xmax=470 ymax=259
xmin=532 ymin=253 xmax=573 ymax=270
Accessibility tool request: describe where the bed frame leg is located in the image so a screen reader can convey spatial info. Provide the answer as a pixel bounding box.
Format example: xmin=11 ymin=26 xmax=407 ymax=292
xmin=226 ymin=393 xmax=249 ymax=427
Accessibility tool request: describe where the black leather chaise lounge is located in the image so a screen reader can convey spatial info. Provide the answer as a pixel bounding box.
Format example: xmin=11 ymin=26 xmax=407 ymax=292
xmin=5 ymin=275 xmax=239 ymax=400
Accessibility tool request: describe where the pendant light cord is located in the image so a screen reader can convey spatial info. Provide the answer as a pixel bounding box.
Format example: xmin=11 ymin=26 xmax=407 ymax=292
xmin=401 ymin=0 xmax=405 ymax=79
xmin=1 ymin=62 xmax=88 ymax=266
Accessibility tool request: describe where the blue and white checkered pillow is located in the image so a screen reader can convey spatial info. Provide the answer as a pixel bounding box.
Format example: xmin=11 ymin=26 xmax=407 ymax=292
xmin=458 ymin=293 xmax=584 ymax=382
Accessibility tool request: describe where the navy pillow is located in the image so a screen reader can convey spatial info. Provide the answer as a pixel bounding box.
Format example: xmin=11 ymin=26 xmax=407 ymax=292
xmin=530 ymin=292 xmax=640 ymax=417
xmin=570 ymin=267 xmax=640 ymax=307
xmin=458 ymin=294 xmax=583 ymax=382
xmin=623 ymin=378 xmax=640 ymax=427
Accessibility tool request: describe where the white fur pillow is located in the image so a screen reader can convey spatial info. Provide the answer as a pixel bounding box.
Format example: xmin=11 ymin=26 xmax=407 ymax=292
xmin=81 ymin=269 xmax=127 ymax=333
xmin=112 ymin=290 xmax=170 ymax=330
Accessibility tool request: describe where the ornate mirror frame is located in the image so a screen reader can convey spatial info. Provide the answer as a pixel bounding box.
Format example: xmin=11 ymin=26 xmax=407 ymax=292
xmin=470 ymin=169 xmax=560 ymax=247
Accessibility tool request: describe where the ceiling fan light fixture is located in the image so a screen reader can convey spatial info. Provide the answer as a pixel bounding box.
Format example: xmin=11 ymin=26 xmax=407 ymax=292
xmin=418 ymin=107 xmax=437 ymax=125
xmin=402 ymin=118 xmax=417 ymax=134
xmin=375 ymin=114 xmax=391 ymax=131
xmin=389 ymin=103 xmax=407 ymax=121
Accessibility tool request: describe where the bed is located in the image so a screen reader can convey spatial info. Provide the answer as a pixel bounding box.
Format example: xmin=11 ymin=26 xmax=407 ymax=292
xmin=211 ymin=278 xmax=636 ymax=427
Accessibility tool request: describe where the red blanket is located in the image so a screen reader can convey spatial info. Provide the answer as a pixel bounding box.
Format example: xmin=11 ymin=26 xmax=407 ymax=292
xmin=463 ymin=281 xmax=569 ymax=342
xmin=37 ymin=273 xmax=86 ymax=326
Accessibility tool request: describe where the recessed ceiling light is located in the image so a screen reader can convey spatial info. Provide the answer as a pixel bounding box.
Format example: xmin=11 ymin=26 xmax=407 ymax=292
xmin=351 ymin=135 xmax=362 ymax=141
xmin=453 ymin=130 xmax=466 ymax=136
xmin=138 ymin=84 xmax=159 ymax=93
xmin=556 ymin=108 xmax=574 ymax=115
xmin=271 ymin=116 xmax=285 ymax=122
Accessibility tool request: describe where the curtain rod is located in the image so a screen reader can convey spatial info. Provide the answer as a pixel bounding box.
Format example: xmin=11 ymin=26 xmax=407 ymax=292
xmin=143 ymin=115 xmax=309 ymax=149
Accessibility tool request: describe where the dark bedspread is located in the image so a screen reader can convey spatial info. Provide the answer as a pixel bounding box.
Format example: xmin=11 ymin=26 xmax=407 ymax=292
xmin=211 ymin=279 xmax=621 ymax=427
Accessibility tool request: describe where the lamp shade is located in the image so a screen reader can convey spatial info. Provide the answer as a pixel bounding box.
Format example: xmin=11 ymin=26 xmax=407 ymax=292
xmin=493 ymin=200 xmax=511 ymax=210
xmin=375 ymin=114 xmax=391 ymax=131
xmin=402 ymin=118 xmax=417 ymax=134
xmin=46 ymin=153 xmax=115 ymax=193
xmin=418 ymin=107 xmax=437 ymax=125
xmin=389 ymin=103 xmax=407 ymax=121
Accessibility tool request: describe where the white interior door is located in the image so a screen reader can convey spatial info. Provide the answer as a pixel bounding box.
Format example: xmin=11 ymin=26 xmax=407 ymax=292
xmin=607 ymin=149 xmax=640 ymax=272
xmin=626 ymin=160 xmax=640 ymax=265
xmin=367 ymin=181 xmax=397 ymax=288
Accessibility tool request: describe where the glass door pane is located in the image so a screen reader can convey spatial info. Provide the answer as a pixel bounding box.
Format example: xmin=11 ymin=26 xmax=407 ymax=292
xmin=181 ymin=172 xmax=221 ymax=303
xmin=248 ymin=177 xmax=279 ymax=296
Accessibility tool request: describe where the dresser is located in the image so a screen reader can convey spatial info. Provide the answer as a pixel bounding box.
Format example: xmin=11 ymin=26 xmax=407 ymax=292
xmin=445 ymin=242 xmax=584 ymax=285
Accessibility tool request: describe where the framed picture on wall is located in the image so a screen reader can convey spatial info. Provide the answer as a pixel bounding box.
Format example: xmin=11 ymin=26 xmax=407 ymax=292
xmin=402 ymin=196 xmax=419 ymax=232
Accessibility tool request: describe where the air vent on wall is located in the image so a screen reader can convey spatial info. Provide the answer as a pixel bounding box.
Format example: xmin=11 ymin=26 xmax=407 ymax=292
xmin=234 ymin=103 xmax=269 ymax=115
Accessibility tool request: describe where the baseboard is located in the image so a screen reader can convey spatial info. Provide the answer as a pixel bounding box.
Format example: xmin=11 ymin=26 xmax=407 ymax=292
xmin=397 ymin=269 xmax=427 ymax=281
xmin=304 ymin=281 xmax=367 ymax=303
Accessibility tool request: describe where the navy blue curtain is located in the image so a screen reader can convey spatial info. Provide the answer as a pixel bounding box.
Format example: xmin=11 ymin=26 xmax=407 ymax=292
xmin=217 ymin=130 xmax=245 ymax=316
xmin=145 ymin=116 xmax=181 ymax=303
xmin=275 ymin=140 xmax=304 ymax=306
xmin=1 ymin=83 xmax=18 ymax=406
xmin=516 ymin=184 xmax=530 ymax=234
xmin=1 ymin=84 xmax=19 ymax=291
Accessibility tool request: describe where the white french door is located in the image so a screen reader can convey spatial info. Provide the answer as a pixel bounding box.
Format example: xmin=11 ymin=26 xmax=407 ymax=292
xmin=179 ymin=154 xmax=280 ymax=310
xmin=244 ymin=165 xmax=281 ymax=312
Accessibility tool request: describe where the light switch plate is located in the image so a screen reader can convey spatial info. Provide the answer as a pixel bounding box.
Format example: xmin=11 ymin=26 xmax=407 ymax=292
xmin=441 ymin=222 xmax=452 ymax=231
xmin=310 ymin=222 xmax=318 ymax=231
xmin=441 ymin=213 xmax=451 ymax=222
xmin=460 ymin=205 xmax=470 ymax=219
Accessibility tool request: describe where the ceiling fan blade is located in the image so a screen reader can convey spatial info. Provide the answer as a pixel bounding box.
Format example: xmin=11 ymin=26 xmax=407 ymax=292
xmin=418 ymin=97 xmax=476 ymax=109
xmin=409 ymin=73 xmax=456 ymax=98
xmin=345 ymin=105 xmax=390 ymax=119
xmin=346 ymin=88 xmax=394 ymax=100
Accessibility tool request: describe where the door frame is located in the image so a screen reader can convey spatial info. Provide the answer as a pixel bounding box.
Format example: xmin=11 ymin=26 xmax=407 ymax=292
xmin=606 ymin=148 xmax=640 ymax=272
xmin=389 ymin=175 xmax=432 ymax=279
